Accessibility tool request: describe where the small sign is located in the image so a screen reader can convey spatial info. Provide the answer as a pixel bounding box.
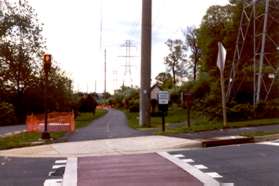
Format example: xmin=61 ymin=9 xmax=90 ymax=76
xmin=158 ymin=91 xmax=169 ymax=105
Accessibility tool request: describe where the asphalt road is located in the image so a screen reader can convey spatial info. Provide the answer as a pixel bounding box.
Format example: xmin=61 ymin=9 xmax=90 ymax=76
xmin=0 ymin=157 xmax=60 ymax=186
xmin=68 ymin=109 xmax=152 ymax=142
xmin=169 ymin=141 xmax=279 ymax=186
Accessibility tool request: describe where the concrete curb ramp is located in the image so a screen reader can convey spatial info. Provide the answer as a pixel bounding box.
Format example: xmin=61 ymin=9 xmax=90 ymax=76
xmin=0 ymin=136 xmax=201 ymax=158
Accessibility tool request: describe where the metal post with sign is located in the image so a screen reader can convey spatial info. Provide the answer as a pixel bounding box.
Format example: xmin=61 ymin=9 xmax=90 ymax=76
xmin=217 ymin=42 xmax=228 ymax=128
xmin=158 ymin=91 xmax=169 ymax=132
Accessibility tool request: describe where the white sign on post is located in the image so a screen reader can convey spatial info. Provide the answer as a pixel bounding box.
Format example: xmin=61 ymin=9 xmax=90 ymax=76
xmin=158 ymin=91 xmax=169 ymax=105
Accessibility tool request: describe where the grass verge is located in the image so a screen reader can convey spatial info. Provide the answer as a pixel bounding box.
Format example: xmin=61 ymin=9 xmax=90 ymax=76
xmin=0 ymin=131 xmax=65 ymax=150
xmin=240 ymin=131 xmax=279 ymax=138
xmin=123 ymin=105 xmax=279 ymax=135
xmin=0 ymin=109 xmax=108 ymax=150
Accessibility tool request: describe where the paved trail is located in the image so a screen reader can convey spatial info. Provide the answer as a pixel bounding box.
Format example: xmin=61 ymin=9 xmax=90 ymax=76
xmin=68 ymin=109 xmax=152 ymax=142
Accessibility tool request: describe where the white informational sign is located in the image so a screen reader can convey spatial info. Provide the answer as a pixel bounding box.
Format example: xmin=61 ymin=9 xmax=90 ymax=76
xmin=158 ymin=91 xmax=169 ymax=105
xmin=216 ymin=42 xmax=227 ymax=72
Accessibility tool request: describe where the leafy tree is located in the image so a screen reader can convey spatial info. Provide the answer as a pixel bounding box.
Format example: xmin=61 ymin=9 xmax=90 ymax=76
xmin=0 ymin=0 xmax=45 ymax=121
xmin=183 ymin=26 xmax=201 ymax=81
xmin=155 ymin=72 xmax=173 ymax=89
xmin=164 ymin=39 xmax=188 ymax=85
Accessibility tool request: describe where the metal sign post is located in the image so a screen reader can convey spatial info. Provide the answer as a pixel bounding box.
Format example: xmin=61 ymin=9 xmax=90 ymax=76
xmin=158 ymin=91 xmax=169 ymax=132
xmin=217 ymin=42 xmax=228 ymax=128
xmin=183 ymin=93 xmax=192 ymax=128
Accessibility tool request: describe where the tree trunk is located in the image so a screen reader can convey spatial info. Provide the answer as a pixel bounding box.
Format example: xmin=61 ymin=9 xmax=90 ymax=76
xmin=172 ymin=66 xmax=176 ymax=85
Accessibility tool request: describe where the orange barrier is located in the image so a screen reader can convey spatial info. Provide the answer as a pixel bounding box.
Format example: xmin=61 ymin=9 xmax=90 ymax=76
xmin=26 ymin=112 xmax=75 ymax=133
xmin=97 ymin=105 xmax=111 ymax=109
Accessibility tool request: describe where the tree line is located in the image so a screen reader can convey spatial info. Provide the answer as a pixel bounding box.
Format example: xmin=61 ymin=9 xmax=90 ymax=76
xmin=111 ymin=0 xmax=279 ymax=121
xmin=0 ymin=1 xmax=97 ymax=125
xmin=158 ymin=0 xmax=279 ymax=120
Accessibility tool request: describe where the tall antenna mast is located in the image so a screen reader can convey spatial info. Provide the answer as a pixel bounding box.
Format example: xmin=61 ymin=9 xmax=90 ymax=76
xmin=104 ymin=49 xmax=107 ymax=93
xmin=99 ymin=0 xmax=103 ymax=50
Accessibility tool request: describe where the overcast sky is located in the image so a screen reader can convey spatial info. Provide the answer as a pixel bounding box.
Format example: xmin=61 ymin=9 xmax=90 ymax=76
xmin=27 ymin=0 xmax=228 ymax=93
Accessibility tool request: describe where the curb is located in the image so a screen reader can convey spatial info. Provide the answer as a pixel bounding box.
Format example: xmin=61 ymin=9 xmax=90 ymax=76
xmin=201 ymin=136 xmax=254 ymax=147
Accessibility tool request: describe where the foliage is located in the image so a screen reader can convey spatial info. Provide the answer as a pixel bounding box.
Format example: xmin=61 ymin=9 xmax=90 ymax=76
xmin=79 ymin=94 xmax=98 ymax=114
xmin=111 ymin=85 xmax=140 ymax=112
xmin=155 ymin=72 xmax=173 ymax=89
xmin=0 ymin=102 xmax=17 ymax=126
xmin=0 ymin=1 xmax=76 ymax=123
xmin=183 ymin=26 xmax=201 ymax=81
xmin=164 ymin=39 xmax=188 ymax=85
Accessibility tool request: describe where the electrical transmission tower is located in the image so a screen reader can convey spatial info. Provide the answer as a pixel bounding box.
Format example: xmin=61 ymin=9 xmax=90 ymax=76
xmin=119 ymin=40 xmax=137 ymax=86
xmin=227 ymin=0 xmax=279 ymax=106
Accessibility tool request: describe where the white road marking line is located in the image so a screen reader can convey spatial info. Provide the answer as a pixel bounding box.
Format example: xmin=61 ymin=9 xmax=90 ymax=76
xmin=194 ymin=164 xmax=208 ymax=170
xmin=62 ymin=157 xmax=77 ymax=186
xmin=221 ymin=183 xmax=234 ymax=186
xmin=44 ymin=179 xmax=62 ymax=186
xmin=48 ymin=171 xmax=55 ymax=176
xmin=181 ymin=159 xmax=194 ymax=163
xmin=206 ymin=172 xmax=223 ymax=178
xmin=55 ymin=160 xmax=67 ymax=164
xmin=52 ymin=165 xmax=66 ymax=169
xmin=173 ymin=154 xmax=185 ymax=158
xmin=158 ymin=152 xmax=220 ymax=186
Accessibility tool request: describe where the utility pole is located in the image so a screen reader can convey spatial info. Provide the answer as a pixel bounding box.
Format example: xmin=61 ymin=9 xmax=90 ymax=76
xmin=104 ymin=49 xmax=107 ymax=93
xmin=95 ymin=80 xmax=97 ymax=93
xmin=140 ymin=0 xmax=152 ymax=127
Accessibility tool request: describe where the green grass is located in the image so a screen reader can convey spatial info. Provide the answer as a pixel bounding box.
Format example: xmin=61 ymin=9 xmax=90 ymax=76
xmin=0 ymin=131 xmax=65 ymax=150
xmin=75 ymin=109 xmax=107 ymax=129
xmin=240 ymin=131 xmax=279 ymax=138
xmin=229 ymin=118 xmax=279 ymax=128
xmin=124 ymin=105 xmax=279 ymax=135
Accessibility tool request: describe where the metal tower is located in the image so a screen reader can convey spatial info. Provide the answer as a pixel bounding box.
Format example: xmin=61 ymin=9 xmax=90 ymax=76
xmin=227 ymin=0 xmax=279 ymax=106
xmin=119 ymin=40 xmax=136 ymax=86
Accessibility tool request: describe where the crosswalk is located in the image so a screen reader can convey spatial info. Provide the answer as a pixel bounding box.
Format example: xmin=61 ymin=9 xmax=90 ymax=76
xmin=44 ymin=159 xmax=67 ymax=186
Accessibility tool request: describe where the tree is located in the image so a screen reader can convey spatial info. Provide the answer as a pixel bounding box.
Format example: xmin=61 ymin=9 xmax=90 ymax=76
xmin=164 ymin=39 xmax=188 ymax=85
xmin=197 ymin=4 xmax=234 ymax=78
xmin=183 ymin=26 xmax=201 ymax=81
xmin=0 ymin=0 xmax=45 ymax=121
xmin=155 ymin=72 xmax=173 ymax=89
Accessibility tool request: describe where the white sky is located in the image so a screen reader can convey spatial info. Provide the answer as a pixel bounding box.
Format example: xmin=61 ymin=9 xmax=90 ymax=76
xmin=27 ymin=0 xmax=228 ymax=93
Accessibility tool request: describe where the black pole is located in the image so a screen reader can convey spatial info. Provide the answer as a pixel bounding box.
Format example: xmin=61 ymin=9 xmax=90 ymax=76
xmin=162 ymin=111 xmax=165 ymax=132
xmin=187 ymin=106 xmax=191 ymax=128
xmin=42 ymin=65 xmax=50 ymax=139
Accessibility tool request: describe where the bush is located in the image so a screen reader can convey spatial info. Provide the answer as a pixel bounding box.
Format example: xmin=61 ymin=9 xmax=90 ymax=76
xmin=0 ymin=102 xmax=17 ymax=126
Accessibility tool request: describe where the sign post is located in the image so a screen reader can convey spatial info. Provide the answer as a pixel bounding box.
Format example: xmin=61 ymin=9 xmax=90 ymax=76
xmin=183 ymin=92 xmax=192 ymax=128
xmin=158 ymin=91 xmax=169 ymax=132
xmin=217 ymin=42 xmax=228 ymax=128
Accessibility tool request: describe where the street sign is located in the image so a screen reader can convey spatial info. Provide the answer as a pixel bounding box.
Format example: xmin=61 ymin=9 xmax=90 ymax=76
xmin=158 ymin=91 xmax=169 ymax=105
xmin=216 ymin=42 xmax=227 ymax=72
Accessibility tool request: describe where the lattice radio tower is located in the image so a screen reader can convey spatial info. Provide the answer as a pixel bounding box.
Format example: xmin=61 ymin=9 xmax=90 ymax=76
xmin=119 ymin=40 xmax=137 ymax=86
xmin=227 ymin=0 xmax=279 ymax=106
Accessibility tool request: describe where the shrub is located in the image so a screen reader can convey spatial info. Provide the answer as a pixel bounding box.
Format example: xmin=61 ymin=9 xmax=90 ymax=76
xmin=0 ymin=102 xmax=17 ymax=126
